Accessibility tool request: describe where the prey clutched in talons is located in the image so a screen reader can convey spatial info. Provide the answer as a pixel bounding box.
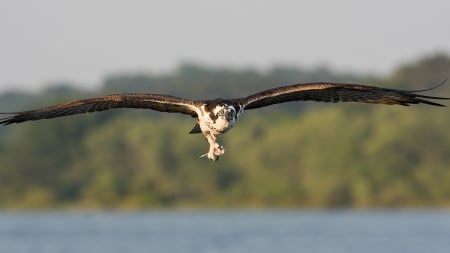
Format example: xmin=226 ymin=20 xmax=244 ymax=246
xmin=199 ymin=143 xmax=225 ymax=161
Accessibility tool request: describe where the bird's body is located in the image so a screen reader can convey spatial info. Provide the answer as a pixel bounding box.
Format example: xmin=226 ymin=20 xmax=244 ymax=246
xmin=1 ymin=81 xmax=449 ymax=161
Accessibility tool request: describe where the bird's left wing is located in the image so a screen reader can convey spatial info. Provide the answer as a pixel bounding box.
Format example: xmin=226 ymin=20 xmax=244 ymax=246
xmin=0 ymin=93 xmax=199 ymax=125
xmin=238 ymin=81 xmax=450 ymax=110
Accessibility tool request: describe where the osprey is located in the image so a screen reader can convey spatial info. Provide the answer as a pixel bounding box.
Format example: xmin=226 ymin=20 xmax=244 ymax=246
xmin=1 ymin=81 xmax=449 ymax=161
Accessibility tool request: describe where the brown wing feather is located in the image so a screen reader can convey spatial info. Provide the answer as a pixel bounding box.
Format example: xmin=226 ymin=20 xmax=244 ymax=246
xmin=0 ymin=93 xmax=199 ymax=125
xmin=238 ymin=82 xmax=450 ymax=109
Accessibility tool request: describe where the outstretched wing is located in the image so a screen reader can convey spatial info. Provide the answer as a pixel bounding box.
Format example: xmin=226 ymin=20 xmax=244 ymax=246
xmin=0 ymin=93 xmax=199 ymax=125
xmin=238 ymin=81 xmax=450 ymax=110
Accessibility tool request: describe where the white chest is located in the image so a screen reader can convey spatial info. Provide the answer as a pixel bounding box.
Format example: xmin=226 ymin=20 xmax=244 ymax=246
xmin=199 ymin=113 xmax=234 ymax=135
xmin=196 ymin=104 xmax=238 ymax=136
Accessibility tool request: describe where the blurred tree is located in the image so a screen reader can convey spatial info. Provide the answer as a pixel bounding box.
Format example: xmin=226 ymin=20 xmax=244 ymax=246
xmin=0 ymin=54 xmax=449 ymax=209
xmin=390 ymin=52 xmax=450 ymax=89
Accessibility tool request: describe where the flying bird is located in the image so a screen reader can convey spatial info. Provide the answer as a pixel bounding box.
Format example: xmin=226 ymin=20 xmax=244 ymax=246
xmin=1 ymin=81 xmax=449 ymax=161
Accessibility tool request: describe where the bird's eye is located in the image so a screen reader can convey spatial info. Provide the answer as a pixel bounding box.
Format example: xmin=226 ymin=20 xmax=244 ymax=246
xmin=218 ymin=110 xmax=224 ymax=116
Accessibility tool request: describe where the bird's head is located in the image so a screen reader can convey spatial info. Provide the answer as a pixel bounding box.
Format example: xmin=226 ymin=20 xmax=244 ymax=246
xmin=214 ymin=103 xmax=237 ymax=121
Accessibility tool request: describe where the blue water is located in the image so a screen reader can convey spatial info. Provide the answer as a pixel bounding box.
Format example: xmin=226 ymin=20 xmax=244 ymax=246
xmin=0 ymin=210 xmax=449 ymax=253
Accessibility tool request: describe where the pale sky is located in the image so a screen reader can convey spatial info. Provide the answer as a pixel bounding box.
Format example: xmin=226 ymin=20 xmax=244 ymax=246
xmin=1 ymin=0 xmax=450 ymax=92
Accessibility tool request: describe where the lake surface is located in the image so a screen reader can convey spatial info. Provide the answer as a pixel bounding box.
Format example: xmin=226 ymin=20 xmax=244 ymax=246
xmin=0 ymin=210 xmax=449 ymax=253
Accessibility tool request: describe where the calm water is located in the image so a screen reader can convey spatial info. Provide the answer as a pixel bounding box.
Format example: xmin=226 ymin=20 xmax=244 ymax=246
xmin=0 ymin=210 xmax=449 ymax=253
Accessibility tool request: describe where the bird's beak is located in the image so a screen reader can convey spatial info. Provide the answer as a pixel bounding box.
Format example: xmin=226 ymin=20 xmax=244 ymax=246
xmin=225 ymin=111 xmax=234 ymax=120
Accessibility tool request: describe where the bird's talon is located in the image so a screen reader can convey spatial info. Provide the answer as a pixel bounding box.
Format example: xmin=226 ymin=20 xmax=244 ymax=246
xmin=199 ymin=152 xmax=220 ymax=161
xmin=214 ymin=146 xmax=225 ymax=156
xmin=208 ymin=153 xmax=219 ymax=161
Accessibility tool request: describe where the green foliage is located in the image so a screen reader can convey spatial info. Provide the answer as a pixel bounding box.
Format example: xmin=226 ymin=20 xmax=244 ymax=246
xmin=0 ymin=54 xmax=449 ymax=209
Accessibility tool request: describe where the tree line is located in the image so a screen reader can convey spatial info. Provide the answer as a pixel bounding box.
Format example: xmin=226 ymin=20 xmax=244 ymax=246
xmin=0 ymin=54 xmax=449 ymax=209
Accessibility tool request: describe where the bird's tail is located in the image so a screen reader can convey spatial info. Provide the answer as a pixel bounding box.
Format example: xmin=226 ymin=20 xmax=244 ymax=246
xmin=189 ymin=123 xmax=202 ymax=134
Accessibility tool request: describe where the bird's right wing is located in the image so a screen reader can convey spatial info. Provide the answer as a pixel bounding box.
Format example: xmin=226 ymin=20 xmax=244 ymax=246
xmin=0 ymin=93 xmax=199 ymax=125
